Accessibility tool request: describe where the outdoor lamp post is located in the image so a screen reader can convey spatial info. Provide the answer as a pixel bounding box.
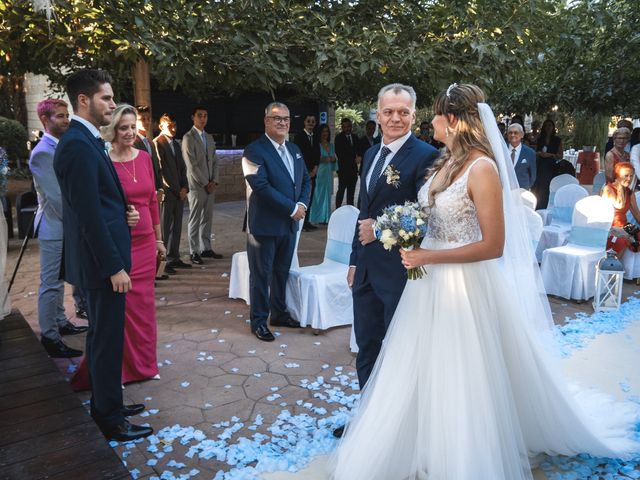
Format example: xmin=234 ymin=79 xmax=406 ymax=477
xmin=593 ymin=250 xmax=624 ymax=312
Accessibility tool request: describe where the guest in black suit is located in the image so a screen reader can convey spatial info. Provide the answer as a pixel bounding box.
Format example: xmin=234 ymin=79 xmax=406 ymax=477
xmin=134 ymin=105 xmax=163 ymax=199
xmin=153 ymin=113 xmax=191 ymax=274
xmin=335 ymin=118 xmax=359 ymax=207
xmin=294 ymin=114 xmax=319 ymax=231
xmin=357 ymin=120 xmax=381 ymax=160
xmin=53 ymin=69 xmax=152 ymax=442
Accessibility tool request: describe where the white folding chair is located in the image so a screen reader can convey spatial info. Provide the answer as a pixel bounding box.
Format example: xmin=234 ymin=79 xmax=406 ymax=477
xmin=592 ymin=172 xmax=606 ymax=196
xmin=286 ymin=206 xmax=359 ymax=330
xmin=540 ymin=196 xmax=614 ymax=300
xmin=622 ymin=191 xmax=640 ymax=280
xmin=535 ymin=184 xmax=589 ymax=262
xmin=520 ymin=189 xmax=537 ymax=210
xmin=229 ymin=221 xmax=302 ymax=305
xmin=537 ymin=174 xmax=579 ymax=226
xmin=524 ymin=206 xmax=544 ymax=257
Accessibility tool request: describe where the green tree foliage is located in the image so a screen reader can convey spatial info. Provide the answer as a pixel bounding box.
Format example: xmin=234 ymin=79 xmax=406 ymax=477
xmin=1 ymin=0 xmax=556 ymax=104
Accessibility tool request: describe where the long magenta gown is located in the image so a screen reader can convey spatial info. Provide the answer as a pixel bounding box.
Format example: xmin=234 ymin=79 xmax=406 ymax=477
xmin=72 ymin=150 xmax=160 ymax=389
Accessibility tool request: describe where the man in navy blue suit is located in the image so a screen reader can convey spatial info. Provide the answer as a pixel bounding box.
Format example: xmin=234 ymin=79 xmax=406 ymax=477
xmin=242 ymin=102 xmax=311 ymax=342
xmin=334 ymin=84 xmax=439 ymax=438
xmin=54 ymin=69 xmax=152 ymax=441
xmin=507 ymin=123 xmax=537 ymax=189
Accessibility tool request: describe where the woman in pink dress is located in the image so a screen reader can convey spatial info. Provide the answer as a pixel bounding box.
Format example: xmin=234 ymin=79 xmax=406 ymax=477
xmin=72 ymin=104 xmax=165 ymax=390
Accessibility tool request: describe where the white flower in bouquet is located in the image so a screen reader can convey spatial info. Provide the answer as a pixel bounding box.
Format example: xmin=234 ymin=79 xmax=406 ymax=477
xmin=374 ymin=201 xmax=429 ymax=279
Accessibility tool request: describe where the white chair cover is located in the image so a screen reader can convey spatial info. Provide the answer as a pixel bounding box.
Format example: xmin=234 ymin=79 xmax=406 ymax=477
xmin=0 ymin=212 xmax=10 ymax=320
xmin=535 ymin=184 xmax=589 ymax=262
xmin=519 ymin=189 xmax=537 ymax=210
xmin=228 ymin=221 xmax=302 ymax=305
xmin=537 ymin=174 xmax=579 ymax=226
xmin=540 ymin=196 xmax=614 ymax=300
xmin=286 ymin=206 xmax=359 ymax=330
xmin=592 ymin=172 xmax=606 ymax=195
xmin=524 ymin=206 xmax=543 ymax=257
xmin=621 ymin=191 xmax=640 ymax=280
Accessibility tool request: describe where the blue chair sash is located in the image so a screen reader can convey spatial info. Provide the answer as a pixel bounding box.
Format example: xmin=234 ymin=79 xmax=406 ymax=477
xmin=569 ymin=226 xmax=609 ymax=248
xmin=551 ymin=206 xmax=573 ymax=225
xmin=548 ymin=192 xmax=556 ymax=207
xmin=325 ymin=239 xmax=352 ymax=264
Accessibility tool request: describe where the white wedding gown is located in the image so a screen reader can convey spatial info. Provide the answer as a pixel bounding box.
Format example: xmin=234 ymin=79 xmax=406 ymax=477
xmin=330 ymin=157 xmax=639 ymax=480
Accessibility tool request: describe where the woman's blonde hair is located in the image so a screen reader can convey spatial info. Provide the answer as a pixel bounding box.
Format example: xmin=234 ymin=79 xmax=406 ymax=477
xmin=101 ymin=104 xmax=137 ymax=143
xmin=426 ymin=84 xmax=494 ymax=206
xmin=613 ymin=127 xmax=631 ymax=140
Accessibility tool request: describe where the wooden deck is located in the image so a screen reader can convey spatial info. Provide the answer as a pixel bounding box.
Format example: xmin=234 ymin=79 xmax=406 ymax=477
xmin=0 ymin=311 xmax=130 ymax=480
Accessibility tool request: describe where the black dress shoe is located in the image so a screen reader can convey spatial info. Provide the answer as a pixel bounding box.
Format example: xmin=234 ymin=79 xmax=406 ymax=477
xmin=75 ymin=308 xmax=88 ymax=320
xmin=201 ymin=249 xmax=223 ymax=259
xmin=155 ymin=274 xmax=170 ymax=280
xmin=164 ymin=264 xmax=177 ymax=275
xmin=102 ymin=420 xmax=153 ymax=442
xmin=252 ymin=325 xmax=275 ymax=342
xmin=270 ymin=316 xmax=301 ymax=328
xmin=41 ymin=337 xmax=83 ymax=358
xmin=333 ymin=425 xmax=345 ymax=438
xmin=59 ymin=322 xmax=88 ymax=336
xmin=190 ymin=253 xmax=204 ymax=265
xmin=122 ymin=404 xmax=145 ymax=417
xmin=169 ymin=259 xmax=192 ymax=269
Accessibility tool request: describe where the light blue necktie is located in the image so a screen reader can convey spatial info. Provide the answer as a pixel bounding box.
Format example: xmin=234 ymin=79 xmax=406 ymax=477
xmin=201 ymin=131 xmax=207 ymax=150
xmin=368 ymin=146 xmax=392 ymax=196
xmin=278 ymin=144 xmax=294 ymax=179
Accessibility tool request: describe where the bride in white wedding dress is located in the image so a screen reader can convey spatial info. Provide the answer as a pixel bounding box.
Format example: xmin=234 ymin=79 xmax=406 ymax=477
xmin=330 ymin=84 xmax=639 ymax=480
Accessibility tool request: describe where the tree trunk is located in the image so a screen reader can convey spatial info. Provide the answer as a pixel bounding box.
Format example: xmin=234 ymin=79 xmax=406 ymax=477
xmin=132 ymin=57 xmax=151 ymax=113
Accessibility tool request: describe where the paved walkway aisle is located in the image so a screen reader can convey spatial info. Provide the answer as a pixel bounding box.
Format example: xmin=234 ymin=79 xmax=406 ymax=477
xmin=6 ymin=199 xmax=638 ymax=479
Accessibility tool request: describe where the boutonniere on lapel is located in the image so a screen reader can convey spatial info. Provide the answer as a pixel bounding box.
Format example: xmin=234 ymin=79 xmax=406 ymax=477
xmin=384 ymin=164 xmax=401 ymax=188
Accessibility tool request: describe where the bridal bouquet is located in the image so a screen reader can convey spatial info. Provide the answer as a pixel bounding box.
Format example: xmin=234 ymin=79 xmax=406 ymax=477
xmin=374 ymin=201 xmax=428 ymax=280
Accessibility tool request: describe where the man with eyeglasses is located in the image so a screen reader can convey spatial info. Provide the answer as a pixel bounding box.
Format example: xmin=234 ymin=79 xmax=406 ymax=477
xmin=241 ymin=102 xmax=311 ymax=342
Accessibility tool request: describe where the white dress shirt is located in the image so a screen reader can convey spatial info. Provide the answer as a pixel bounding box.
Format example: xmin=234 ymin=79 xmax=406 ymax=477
xmin=73 ymin=115 xmax=101 ymax=139
xmin=42 ymin=133 xmax=59 ymax=146
xmin=365 ymin=131 xmax=413 ymax=190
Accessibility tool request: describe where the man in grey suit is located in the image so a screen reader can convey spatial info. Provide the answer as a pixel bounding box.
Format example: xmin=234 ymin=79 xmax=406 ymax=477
xmin=182 ymin=106 xmax=221 ymax=264
xmin=154 ymin=113 xmax=191 ymax=274
xmin=507 ymin=122 xmax=537 ymax=189
xmin=29 ymin=98 xmax=88 ymax=358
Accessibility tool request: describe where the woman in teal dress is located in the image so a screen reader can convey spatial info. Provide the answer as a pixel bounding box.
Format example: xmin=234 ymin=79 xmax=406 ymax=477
xmin=309 ymin=124 xmax=338 ymax=224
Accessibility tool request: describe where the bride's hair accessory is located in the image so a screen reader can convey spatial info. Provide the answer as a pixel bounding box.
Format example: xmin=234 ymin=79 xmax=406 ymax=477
xmin=446 ymin=83 xmax=458 ymax=97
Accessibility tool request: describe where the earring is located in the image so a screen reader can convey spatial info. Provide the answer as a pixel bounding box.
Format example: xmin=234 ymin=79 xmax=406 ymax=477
xmin=445 ymin=127 xmax=450 ymax=138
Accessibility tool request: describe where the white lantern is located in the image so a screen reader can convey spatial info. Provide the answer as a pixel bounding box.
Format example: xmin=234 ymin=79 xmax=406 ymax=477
xmin=593 ymin=250 xmax=624 ymax=312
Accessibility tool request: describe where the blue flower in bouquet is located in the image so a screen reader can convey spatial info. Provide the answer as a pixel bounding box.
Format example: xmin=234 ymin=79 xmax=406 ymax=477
xmin=374 ymin=201 xmax=429 ymax=279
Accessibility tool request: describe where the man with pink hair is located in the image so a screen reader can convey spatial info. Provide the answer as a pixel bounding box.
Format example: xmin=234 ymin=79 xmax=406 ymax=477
xmin=29 ymin=98 xmax=88 ymax=358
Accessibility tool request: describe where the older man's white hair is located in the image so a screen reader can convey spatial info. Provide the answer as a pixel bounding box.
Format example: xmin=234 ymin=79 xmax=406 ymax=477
xmin=377 ymin=83 xmax=417 ymax=110
xmin=507 ymin=123 xmax=524 ymax=134
xmin=264 ymin=102 xmax=289 ymax=116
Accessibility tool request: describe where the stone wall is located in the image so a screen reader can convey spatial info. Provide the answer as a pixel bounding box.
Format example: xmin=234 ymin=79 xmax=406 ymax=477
xmin=215 ymin=150 xmax=245 ymax=203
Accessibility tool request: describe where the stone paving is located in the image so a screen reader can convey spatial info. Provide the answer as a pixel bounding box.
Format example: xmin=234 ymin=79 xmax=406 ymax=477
xmin=6 ymin=198 xmax=636 ymax=479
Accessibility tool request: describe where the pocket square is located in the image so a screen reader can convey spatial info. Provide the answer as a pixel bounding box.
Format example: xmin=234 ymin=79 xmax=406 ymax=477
xmin=521 ymin=159 xmax=527 ymax=164
xmin=296 ymin=153 xmax=302 ymax=159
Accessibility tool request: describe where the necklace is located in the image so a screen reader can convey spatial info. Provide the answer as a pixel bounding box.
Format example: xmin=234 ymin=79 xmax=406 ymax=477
xmin=112 ymin=153 xmax=137 ymax=182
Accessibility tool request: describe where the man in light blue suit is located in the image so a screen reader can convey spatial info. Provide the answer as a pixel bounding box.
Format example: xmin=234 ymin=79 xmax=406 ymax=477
xmin=29 ymin=98 xmax=88 ymax=358
xmin=242 ymin=102 xmax=311 ymax=342
xmin=507 ymin=123 xmax=537 ymax=189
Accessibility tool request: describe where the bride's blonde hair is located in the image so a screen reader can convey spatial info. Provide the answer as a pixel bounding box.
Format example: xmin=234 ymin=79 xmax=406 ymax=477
xmin=427 ymin=84 xmax=494 ymax=206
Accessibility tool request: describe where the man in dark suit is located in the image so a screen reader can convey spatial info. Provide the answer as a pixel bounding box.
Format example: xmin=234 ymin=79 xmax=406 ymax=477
xmin=357 ymin=120 xmax=381 ymax=160
xmin=153 ymin=113 xmax=191 ymax=274
xmin=334 ymin=118 xmax=359 ymax=207
xmin=294 ymin=114 xmax=319 ymax=231
xmin=507 ymin=123 xmax=537 ymax=189
xmin=134 ymin=105 xmax=163 ymax=198
xmin=242 ymin=102 xmax=311 ymax=342
xmin=334 ymin=84 xmax=439 ymax=438
xmin=54 ymin=69 xmax=152 ymax=442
